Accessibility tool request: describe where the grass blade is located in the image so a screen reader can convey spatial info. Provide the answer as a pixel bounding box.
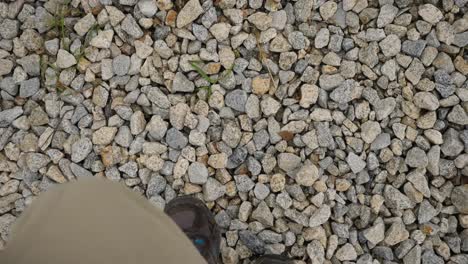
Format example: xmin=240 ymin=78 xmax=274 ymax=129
xmin=189 ymin=60 xmax=217 ymax=84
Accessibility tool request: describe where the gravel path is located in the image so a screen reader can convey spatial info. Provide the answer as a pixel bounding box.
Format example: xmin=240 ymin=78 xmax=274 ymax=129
xmin=0 ymin=0 xmax=468 ymax=263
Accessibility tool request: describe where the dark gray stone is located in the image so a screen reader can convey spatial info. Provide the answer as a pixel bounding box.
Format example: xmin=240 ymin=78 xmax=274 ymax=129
xmin=0 ymin=107 xmax=23 ymax=127
xmin=165 ymin=128 xmax=188 ymax=149
xmin=441 ymin=128 xmax=464 ymax=157
xmin=225 ymin=89 xmax=248 ymax=112
xmin=402 ymin=40 xmax=427 ymax=57
xmin=19 ymin=78 xmax=40 ymax=98
xmin=452 ymin=185 xmax=468 ymax=214
xmin=421 ymin=250 xmax=444 ymax=264
xmin=239 ymin=230 xmax=265 ymax=254
xmin=226 ymin=147 xmax=248 ymax=169
xmin=146 ymin=175 xmax=167 ymax=197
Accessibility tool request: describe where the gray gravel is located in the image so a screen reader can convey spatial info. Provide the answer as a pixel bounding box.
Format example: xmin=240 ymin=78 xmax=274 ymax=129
xmin=0 ymin=0 xmax=468 ymax=263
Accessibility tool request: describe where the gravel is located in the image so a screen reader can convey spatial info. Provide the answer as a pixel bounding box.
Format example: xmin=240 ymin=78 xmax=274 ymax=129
xmin=346 ymin=152 xmax=366 ymax=173
xmin=309 ymin=205 xmax=331 ymax=227
xmin=277 ymin=153 xmax=301 ymax=172
xmin=172 ymin=72 xmax=194 ymax=93
xmin=452 ymin=185 xmax=468 ymax=214
xmin=71 ymin=138 xmax=93 ymax=163
xmin=165 ymin=128 xmax=188 ymax=150
xmin=0 ymin=0 xmax=467 ymax=262
xmin=121 ymin=14 xmax=143 ymax=38
xmin=295 ymin=163 xmax=319 ymax=187
xmin=0 ymin=107 xmax=20 ymax=127
xmin=405 ymin=147 xmax=429 ymax=168
xmin=225 ymin=89 xmax=247 ymax=112
xmin=56 ymin=49 xmax=77 ymax=69
xmin=113 ymin=55 xmax=130 ymax=76
xmin=177 ymin=0 xmax=203 ymax=28
xmin=188 ymin=162 xmax=208 ymax=184
xmin=90 ymin=30 xmax=114 ymax=49
xmin=74 ymin=13 xmax=96 ymax=37
xmin=0 ymin=19 xmax=19 ymax=39
xmin=418 ymin=4 xmax=444 ymax=25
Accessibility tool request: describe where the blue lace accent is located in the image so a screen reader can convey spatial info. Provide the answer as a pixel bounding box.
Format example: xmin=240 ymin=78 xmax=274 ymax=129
xmin=194 ymin=238 xmax=205 ymax=246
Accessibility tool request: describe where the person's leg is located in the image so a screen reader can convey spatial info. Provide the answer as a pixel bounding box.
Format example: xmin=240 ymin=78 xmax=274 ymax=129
xmin=0 ymin=177 xmax=206 ymax=264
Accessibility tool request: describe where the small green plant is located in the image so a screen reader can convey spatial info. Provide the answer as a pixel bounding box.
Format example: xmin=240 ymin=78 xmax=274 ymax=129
xmin=47 ymin=63 xmax=70 ymax=93
xmin=49 ymin=63 xmax=73 ymax=93
xmin=253 ymin=29 xmax=277 ymax=91
xmin=47 ymin=0 xmax=72 ymax=50
xmin=56 ymin=80 xmax=71 ymax=93
xmin=189 ymin=61 xmax=218 ymax=84
xmin=40 ymin=55 xmax=48 ymax=85
xmin=74 ymin=23 xmax=100 ymax=61
xmin=39 ymin=58 xmax=70 ymax=94
xmin=189 ymin=61 xmax=234 ymax=99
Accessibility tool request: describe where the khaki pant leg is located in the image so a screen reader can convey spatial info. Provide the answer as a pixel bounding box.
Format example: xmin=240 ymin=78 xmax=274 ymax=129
xmin=0 ymin=177 xmax=206 ymax=264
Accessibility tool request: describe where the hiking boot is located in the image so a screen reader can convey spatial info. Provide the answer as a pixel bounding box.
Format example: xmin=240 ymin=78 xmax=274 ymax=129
xmin=254 ymin=254 xmax=293 ymax=264
xmin=164 ymin=196 xmax=221 ymax=264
